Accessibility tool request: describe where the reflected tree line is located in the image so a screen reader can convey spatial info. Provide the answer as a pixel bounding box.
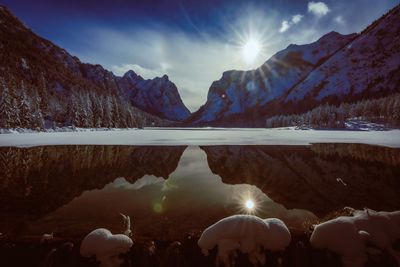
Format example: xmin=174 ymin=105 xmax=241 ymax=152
xmin=310 ymin=143 xmax=400 ymax=166
xmin=202 ymin=145 xmax=400 ymax=216
xmin=0 ymin=146 xmax=186 ymax=218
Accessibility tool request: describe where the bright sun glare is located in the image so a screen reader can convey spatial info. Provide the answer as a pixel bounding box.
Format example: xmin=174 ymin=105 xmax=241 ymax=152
xmin=245 ymin=199 xmax=255 ymax=210
xmin=241 ymin=38 xmax=261 ymax=65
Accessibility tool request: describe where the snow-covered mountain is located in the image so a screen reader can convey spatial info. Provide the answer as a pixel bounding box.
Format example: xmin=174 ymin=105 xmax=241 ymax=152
xmin=189 ymin=31 xmax=356 ymax=123
xmin=284 ymin=5 xmax=400 ymax=103
xmin=189 ymin=4 xmax=400 ymax=126
xmin=0 ymin=6 xmax=189 ymax=129
xmin=118 ymin=71 xmax=190 ymax=120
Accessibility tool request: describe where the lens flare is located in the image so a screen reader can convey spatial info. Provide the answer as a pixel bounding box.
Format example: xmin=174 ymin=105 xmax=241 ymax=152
xmin=230 ymin=188 xmax=262 ymax=215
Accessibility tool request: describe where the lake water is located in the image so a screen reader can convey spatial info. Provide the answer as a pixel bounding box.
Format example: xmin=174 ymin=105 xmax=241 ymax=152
xmin=0 ymin=144 xmax=399 ymax=242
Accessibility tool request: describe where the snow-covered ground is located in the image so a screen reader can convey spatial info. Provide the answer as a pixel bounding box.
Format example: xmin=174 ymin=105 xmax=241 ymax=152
xmin=0 ymin=128 xmax=399 ymax=148
xmin=344 ymin=119 xmax=389 ymax=131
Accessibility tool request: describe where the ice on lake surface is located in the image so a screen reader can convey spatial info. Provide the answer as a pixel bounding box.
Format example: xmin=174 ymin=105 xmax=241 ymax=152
xmin=0 ymin=143 xmax=399 ymax=241
xmin=0 ymin=128 xmax=400 ymax=147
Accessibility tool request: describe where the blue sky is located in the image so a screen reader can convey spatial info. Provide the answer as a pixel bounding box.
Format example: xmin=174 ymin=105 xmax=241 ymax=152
xmin=3 ymin=0 xmax=398 ymax=111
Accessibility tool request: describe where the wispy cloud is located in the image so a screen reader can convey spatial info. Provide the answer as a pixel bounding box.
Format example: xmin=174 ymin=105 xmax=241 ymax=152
xmin=292 ymin=14 xmax=304 ymax=24
xmin=279 ymin=20 xmax=290 ymax=33
xmin=334 ymin=15 xmax=345 ymax=25
xmin=279 ymin=14 xmax=303 ymax=33
xmin=308 ymin=1 xmax=330 ymax=17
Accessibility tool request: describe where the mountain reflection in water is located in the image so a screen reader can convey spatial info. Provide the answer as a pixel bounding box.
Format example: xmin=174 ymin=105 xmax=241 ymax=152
xmin=0 ymin=144 xmax=399 ymax=241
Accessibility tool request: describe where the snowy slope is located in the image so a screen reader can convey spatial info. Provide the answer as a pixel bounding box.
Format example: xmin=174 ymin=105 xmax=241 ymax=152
xmin=189 ymin=32 xmax=356 ymax=123
xmin=285 ymin=5 xmax=400 ymax=102
xmin=118 ymin=71 xmax=191 ymax=120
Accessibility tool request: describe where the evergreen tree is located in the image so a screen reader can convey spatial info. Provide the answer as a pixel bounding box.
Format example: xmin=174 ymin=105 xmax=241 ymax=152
xmin=31 ymin=88 xmax=44 ymax=129
xmin=38 ymin=72 xmax=49 ymax=115
xmin=392 ymin=95 xmax=400 ymax=126
xmin=91 ymin=93 xmax=103 ymax=128
xmin=265 ymin=94 xmax=400 ymax=129
xmin=103 ymin=96 xmax=113 ymax=128
xmin=78 ymin=93 xmax=89 ymax=127
xmin=0 ymin=79 xmax=15 ymax=128
xmin=84 ymin=92 xmax=94 ymax=128
xmin=111 ymin=95 xmax=121 ymax=128
xmin=18 ymin=81 xmax=32 ymax=128
xmin=11 ymin=97 xmax=21 ymax=128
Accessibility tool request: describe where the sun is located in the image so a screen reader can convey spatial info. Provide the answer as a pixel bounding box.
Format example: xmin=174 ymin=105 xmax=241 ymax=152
xmin=241 ymin=39 xmax=261 ymax=65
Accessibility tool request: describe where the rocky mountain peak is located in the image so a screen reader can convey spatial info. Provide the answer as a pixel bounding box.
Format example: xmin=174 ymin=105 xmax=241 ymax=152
xmin=118 ymin=71 xmax=191 ymax=121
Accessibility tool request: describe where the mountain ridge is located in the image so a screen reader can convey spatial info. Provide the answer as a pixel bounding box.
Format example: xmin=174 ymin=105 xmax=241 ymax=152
xmin=0 ymin=5 xmax=190 ymax=129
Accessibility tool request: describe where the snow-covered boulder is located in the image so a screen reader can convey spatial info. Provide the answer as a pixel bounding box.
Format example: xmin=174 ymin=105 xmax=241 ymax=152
xmin=310 ymin=215 xmax=369 ymax=267
xmin=80 ymin=228 xmax=133 ymax=267
xmin=353 ymin=210 xmax=400 ymax=250
xmin=198 ymin=215 xmax=291 ymax=266
xmin=310 ymin=209 xmax=400 ymax=267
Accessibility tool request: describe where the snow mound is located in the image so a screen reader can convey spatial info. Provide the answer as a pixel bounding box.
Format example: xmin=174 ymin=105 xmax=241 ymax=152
xmin=310 ymin=209 xmax=400 ymax=267
xmin=198 ymin=215 xmax=291 ymax=266
xmin=80 ymin=228 xmax=133 ymax=267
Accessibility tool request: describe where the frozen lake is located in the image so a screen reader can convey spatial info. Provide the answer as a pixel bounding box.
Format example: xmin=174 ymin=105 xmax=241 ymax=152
xmin=0 ymin=128 xmax=400 ymax=147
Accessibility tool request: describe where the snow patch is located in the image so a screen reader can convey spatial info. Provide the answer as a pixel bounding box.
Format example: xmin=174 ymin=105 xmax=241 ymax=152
xmin=80 ymin=228 xmax=133 ymax=267
xmin=310 ymin=209 xmax=400 ymax=267
xmin=345 ymin=119 xmax=389 ymax=131
xmin=21 ymin=58 xmax=29 ymax=69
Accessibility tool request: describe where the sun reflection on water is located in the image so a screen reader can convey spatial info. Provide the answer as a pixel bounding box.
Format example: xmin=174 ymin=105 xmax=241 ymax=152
xmin=245 ymin=199 xmax=255 ymax=210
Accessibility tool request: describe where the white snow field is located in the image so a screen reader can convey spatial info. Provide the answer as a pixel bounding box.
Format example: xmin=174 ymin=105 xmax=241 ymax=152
xmin=0 ymin=128 xmax=399 ymax=148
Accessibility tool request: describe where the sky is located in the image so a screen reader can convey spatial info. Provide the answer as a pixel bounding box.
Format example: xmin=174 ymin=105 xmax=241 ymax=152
xmin=3 ymin=0 xmax=398 ymax=111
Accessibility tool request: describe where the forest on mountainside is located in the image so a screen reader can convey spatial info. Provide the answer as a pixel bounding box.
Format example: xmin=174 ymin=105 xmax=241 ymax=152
xmin=265 ymin=93 xmax=400 ymax=129
xmin=0 ymin=76 xmax=168 ymax=129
